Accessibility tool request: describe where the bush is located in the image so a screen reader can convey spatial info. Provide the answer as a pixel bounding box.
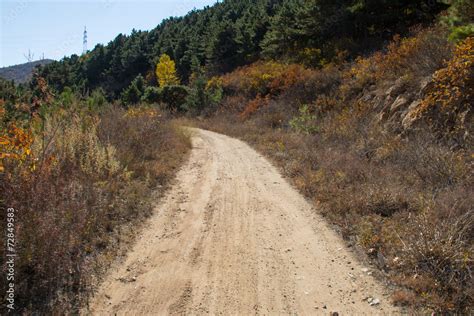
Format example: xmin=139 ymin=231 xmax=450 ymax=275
xmin=240 ymin=94 xmax=270 ymax=119
xmin=340 ymin=28 xmax=452 ymax=98
xmin=141 ymin=86 xmax=161 ymax=104
xmin=449 ymin=24 xmax=474 ymax=42
xmin=160 ymin=85 xmax=189 ymax=111
xmin=219 ymin=61 xmax=314 ymax=98
xmin=394 ymin=207 xmax=473 ymax=312
xmin=442 ymin=0 xmax=474 ymax=42
xmin=413 ymin=36 xmax=473 ymax=144
xmin=184 ymin=82 xmax=206 ymax=112
xmin=121 ymin=74 xmax=145 ymax=106
xmin=87 ymin=88 xmax=107 ymax=110
xmin=374 ymin=29 xmax=451 ymax=80
xmin=289 ymin=104 xmax=318 ymax=134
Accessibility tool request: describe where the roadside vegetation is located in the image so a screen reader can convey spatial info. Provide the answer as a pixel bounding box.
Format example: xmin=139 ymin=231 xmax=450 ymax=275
xmin=0 ymin=78 xmax=190 ymax=313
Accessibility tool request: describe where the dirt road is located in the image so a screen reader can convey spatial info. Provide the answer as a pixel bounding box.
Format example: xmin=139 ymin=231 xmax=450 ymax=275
xmin=88 ymin=128 xmax=399 ymax=315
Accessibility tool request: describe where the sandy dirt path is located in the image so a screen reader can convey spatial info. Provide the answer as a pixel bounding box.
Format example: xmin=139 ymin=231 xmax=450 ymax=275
xmin=88 ymin=128 xmax=399 ymax=315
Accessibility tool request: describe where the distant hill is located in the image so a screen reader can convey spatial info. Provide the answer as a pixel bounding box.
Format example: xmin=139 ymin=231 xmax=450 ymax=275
xmin=0 ymin=59 xmax=54 ymax=83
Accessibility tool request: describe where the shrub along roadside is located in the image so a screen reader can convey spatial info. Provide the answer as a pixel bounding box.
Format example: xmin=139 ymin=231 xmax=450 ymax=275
xmin=0 ymin=102 xmax=191 ymax=314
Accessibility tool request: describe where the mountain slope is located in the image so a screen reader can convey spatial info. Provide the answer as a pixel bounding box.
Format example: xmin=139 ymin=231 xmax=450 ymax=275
xmin=0 ymin=59 xmax=54 ymax=83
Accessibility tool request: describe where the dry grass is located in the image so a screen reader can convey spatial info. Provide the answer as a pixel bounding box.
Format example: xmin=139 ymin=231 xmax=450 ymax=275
xmin=0 ymin=104 xmax=190 ymax=313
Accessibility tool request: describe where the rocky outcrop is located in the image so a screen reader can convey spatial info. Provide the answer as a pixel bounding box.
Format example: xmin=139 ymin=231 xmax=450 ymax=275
xmin=401 ymin=100 xmax=422 ymax=129
xmin=365 ymin=76 xmax=433 ymax=133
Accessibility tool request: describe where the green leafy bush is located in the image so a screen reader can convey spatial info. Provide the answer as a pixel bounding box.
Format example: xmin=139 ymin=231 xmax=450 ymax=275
xmin=141 ymin=86 xmax=161 ymax=104
xmin=185 ymin=75 xmax=223 ymax=113
xmin=289 ymin=105 xmax=318 ymax=134
xmin=442 ymin=0 xmax=474 ymax=42
xmin=160 ymin=85 xmax=189 ymax=111
xmin=87 ymin=88 xmax=107 ymax=110
xmin=448 ymin=24 xmax=474 ymax=42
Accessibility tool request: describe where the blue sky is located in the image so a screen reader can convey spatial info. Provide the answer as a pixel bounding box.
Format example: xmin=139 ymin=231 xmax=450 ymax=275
xmin=0 ymin=0 xmax=217 ymax=67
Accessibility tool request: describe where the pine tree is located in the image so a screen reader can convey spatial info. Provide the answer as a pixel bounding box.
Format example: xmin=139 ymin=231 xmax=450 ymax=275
xmin=261 ymin=0 xmax=300 ymax=59
xmin=121 ymin=74 xmax=145 ymax=105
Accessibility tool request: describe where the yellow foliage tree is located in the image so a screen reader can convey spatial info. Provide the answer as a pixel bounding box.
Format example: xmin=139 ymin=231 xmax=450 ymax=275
xmin=155 ymin=54 xmax=180 ymax=87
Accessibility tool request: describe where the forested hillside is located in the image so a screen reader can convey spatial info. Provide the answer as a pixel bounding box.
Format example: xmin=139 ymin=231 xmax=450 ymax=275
xmin=39 ymin=0 xmax=451 ymax=98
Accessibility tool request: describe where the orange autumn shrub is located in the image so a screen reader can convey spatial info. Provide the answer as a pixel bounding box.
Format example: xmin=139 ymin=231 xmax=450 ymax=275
xmin=218 ymin=61 xmax=323 ymax=119
xmin=0 ymin=99 xmax=5 ymax=119
xmin=341 ymin=28 xmax=451 ymax=98
xmin=373 ymin=29 xmax=451 ymax=80
xmin=124 ymin=106 xmax=160 ymax=119
xmin=220 ymin=61 xmax=313 ymax=97
xmin=413 ymin=36 xmax=474 ymax=140
xmin=240 ymin=94 xmax=271 ymax=119
xmin=0 ymin=123 xmax=34 ymax=173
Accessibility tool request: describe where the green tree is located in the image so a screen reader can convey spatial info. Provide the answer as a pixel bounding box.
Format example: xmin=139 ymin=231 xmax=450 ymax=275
xmin=141 ymin=86 xmax=161 ymax=104
xmin=261 ymin=0 xmax=301 ymax=59
xmin=206 ymin=22 xmax=240 ymax=73
xmin=121 ymin=74 xmax=145 ymax=105
xmin=160 ymin=85 xmax=189 ymax=111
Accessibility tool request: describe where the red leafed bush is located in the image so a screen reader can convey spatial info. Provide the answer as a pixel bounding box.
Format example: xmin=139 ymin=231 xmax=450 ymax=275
xmin=240 ymin=94 xmax=271 ymax=119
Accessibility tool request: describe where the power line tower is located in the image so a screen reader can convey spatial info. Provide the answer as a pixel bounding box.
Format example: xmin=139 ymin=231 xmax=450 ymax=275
xmin=24 ymin=49 xmax=34 ymax=62
xmin=83 ymin=26 xmax=88 ymax=54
